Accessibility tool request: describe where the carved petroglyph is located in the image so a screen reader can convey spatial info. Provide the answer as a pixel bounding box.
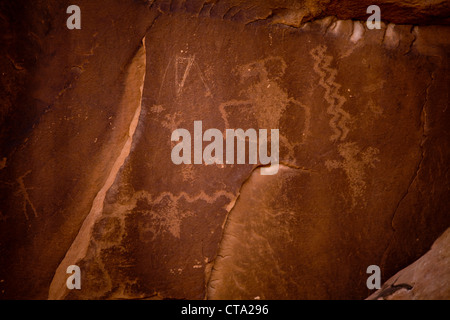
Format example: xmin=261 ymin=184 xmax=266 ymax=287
xmin=158 ymin=58 xmax=173 ymax=101
xmin=219 ymin=99 xmax=253 ymax=130
xmin=219 ymin=57 xmax=311 ymax=161
xmin=310 ymin=45 xmax=351 ymax=142
xmin=325 ymin=143 xmax=380 ymax=207
xmin=363 ymin=80 xmax=386 ymax=94
xmin=182 ymin=164 xmax=196 ymax=181
xmin=14 ymin=171 xmax=38 ymax=221
xmin=133 ymin=190 xmax=235 ymax=240
xmin=86 ymin=188 xmax=235 ymax=248
xmin=150 ymin=104 xmax=165 ymax=114
xmin=56 ymin=185 xmax=235 ymax=299
xmin=162 ymin=111 xmax=184 ymax=133
xmin=367 ymin=99 xmax=384 ymax=118
xmin=158 ymin=54 xmax=212 ymax=101
xmin=311 ymin=45 xmax=381 ymax=207
xmin=175 ymin=55 xmax=212 ymax=97
xmin=176 ymin=55 xmax=195 ymax=95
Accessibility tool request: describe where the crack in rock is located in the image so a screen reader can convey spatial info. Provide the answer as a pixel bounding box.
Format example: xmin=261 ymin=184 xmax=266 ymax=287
xmin=205 ymin=164 xmax=310 ymax=299
xmin=47 ymin=37 xmax=147 ymax=300
xmin=380 ymin=66 xmax=435 ymax=270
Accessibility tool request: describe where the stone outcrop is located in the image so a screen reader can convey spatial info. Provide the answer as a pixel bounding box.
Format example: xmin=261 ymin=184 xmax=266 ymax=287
xmin=0 ymin=0 xmax=449 ymax=300
xmin=368 ymin=228 xmax=450 ymax=300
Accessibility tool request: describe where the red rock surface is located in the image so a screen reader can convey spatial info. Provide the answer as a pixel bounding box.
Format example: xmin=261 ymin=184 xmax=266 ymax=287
xmin=368 ymin=228 xmax=450 ymax=300
xmin=0 ymin=0 xmax=449 ymax=300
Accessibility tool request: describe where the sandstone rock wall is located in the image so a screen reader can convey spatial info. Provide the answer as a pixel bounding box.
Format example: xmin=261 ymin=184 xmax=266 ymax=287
xmin=0 ymin=0 xmax=449 ymax=300
xmin=368 ymin=228 xmax=450 ymax=300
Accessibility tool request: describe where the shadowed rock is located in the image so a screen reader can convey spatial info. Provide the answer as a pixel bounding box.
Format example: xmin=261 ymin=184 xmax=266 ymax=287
xmin=368 ymin=228 xmax=450 ymax=300
xmin=0 ymin=0 xmax=449 ymax=300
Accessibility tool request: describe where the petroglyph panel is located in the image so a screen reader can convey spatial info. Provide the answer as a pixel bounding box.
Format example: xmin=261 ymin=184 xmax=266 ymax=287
xmin=48 ymin=14 xmax=450 ymax=300
xmin=0 ymin=0 xmax=449 ymax=300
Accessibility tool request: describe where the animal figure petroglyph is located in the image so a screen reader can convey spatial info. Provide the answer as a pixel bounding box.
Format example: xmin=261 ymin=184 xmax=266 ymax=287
xmin=175 ymin=55 xmax=212 ymax=97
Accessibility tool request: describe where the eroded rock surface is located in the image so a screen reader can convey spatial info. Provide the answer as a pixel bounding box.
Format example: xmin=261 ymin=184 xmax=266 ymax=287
xmin=0 ymin=0 xmax=449 ymax=300
xmin=368 ymin=228 xmax=450 ymax=300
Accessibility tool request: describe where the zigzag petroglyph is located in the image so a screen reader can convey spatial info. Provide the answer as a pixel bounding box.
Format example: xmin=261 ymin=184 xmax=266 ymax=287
xmin=310 ymin=45 xmax=350 ymax=142
xmin=310 ymin=45 xmax=380 ymax=207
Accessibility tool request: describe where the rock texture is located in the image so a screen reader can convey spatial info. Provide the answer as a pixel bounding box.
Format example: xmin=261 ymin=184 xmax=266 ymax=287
xmin=368 ymin=228 xmax=450 ymax=300
xmin=0 ymin=0 xmax=156 ymax=299
xmin=0 ymin=0 xmax=449 ymax=300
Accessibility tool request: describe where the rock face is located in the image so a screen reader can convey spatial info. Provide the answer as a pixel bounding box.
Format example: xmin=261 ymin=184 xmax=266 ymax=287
xmin=368 ymin=228 xmax=450 ymax=300
xmin=0 ymin=0 xmax=449 ymax=300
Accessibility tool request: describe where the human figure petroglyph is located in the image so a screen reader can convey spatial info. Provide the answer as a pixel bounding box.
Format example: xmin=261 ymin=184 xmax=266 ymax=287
xmin=219 ymin=57 xmax=311 ymax=161
xmin=326 ymin=143 xmax=380 ymax=207
xmin=311 ymin=45 xmax=381 ymax=207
